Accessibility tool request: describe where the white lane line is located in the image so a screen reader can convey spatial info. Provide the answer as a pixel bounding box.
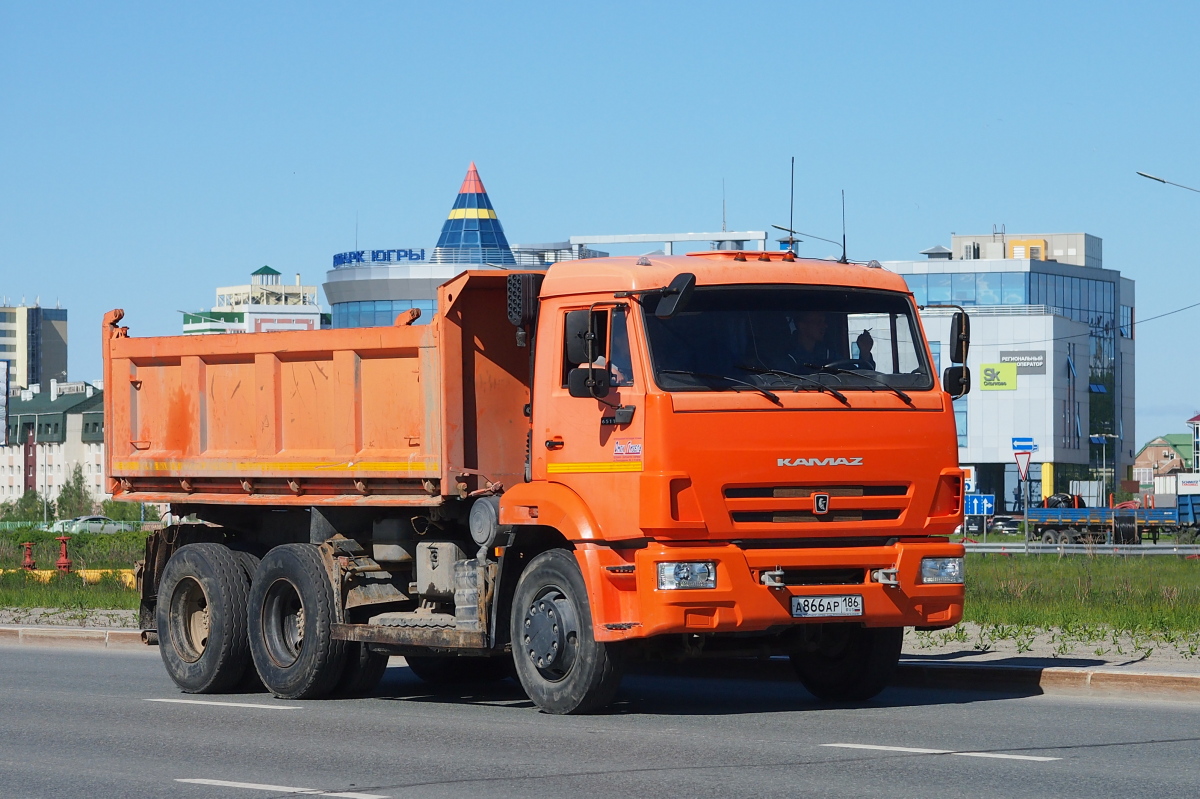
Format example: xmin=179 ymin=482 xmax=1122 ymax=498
xmin=176 ymin=778 xmax=389 ymax=798
xmin=823 ymin=744 xmax=952 ymax=754
xmin=145 ymin=698 xmax=301 ymax=710
xmin=953 ymin=752 xmax=1061 ymax=762
xmin=822 ymin=743 xmax=1060 ymax=762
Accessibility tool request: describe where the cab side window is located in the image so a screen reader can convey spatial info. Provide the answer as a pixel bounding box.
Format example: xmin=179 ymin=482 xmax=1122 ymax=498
xmin=609 ymin=306 xmax=634 ymax=386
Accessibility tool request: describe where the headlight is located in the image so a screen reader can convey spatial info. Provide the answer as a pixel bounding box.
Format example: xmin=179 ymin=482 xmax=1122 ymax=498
xmin=657 ymin=561 xmax=716 ymax=590
xmin=920 ymin=557 xmax=964 ymax=584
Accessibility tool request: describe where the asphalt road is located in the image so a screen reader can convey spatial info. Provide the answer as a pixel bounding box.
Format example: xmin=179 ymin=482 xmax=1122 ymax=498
xmin=1 ymin=644 xmax=1198 ymax=799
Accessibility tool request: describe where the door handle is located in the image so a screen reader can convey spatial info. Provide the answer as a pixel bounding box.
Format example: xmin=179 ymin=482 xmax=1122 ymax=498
xmin=545 ymin=437 xmax=565 ymax=451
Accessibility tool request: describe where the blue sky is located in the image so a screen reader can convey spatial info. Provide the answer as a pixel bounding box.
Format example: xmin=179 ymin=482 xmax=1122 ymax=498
xmin=2 ymin=2 xmax=1197 ymax=441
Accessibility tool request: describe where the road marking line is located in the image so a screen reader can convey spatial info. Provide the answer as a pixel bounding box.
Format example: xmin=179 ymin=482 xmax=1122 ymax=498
xmin=823 ymin=744 xmax=952 ymax=754
xmin=146 ymin=698 xmax=301 ymax=710
xmin=953 ymin=752 xmax=1061 ymax=762
xmin=822 ymin=744 xmax=1060 ymax=762
xmin=176 ymin=778 xmax=389 ymax=798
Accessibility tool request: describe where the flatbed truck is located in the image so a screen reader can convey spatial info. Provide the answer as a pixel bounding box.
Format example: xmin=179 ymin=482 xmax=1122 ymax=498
xmin=107 ymin=252 xmax=968 ymax=713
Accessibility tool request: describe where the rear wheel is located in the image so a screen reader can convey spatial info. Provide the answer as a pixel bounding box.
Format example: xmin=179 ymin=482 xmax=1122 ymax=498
xmin=510 ymin=549 xmax=624 ymax=714
xmin=156 ymin=543 xmax=252 ymax=693
xmin=405 ymin=654 xmax=512 ymax=685
xmin=247 ymin=544 xmax=346 ymax=700
xmin=791 ymin=624 xmax=903 ymax=701
xmin=1041 ymin=530 xmax=1057 ymax=545
xmin=1057 ymin=530 xmax=1072 ymax=545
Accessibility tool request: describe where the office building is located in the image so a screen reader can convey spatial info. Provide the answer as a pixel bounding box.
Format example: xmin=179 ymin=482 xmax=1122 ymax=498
xmin=182 ymin=266 xmax=328 ymax=334
xmin=885 ymin=232 xmax=1135 ymax=512
xmin=0 ymin=304 xmax=68 ymax=390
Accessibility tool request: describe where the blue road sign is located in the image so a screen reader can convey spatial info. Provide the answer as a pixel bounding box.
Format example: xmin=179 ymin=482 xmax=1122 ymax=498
xmin=964 ymin=494 xmax=995 ymax=516
xmin=1012 ymin=437 xmax=1037 ymax=452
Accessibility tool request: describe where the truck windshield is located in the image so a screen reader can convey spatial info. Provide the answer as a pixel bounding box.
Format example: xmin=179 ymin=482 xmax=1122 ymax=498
xmin=641 ymin=285 xmax=934 ymax=394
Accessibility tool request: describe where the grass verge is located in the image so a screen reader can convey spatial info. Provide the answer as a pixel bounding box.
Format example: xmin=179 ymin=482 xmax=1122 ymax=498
xmin=964 ymin=552 xmax=1200 ymax=631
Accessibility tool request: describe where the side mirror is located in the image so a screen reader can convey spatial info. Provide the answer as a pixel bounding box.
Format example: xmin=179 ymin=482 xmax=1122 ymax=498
xmin=943 ymin=365 xmax=971 ymax=399
xmin=950 ymin=311 xmax=970 ymax=364
xmin=565 ymin=310 xmax=593 ymax=366
xmin=568 ymin=367 xmax=611 ymax=399
xmin=654 ymin=273 xmax=696 ymax=319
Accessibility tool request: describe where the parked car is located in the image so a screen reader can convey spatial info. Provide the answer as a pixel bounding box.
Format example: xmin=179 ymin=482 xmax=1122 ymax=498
xmin=44 ymin=517 xmax=78 ymax=533
xmin=67 ymin=515 xmax=125 ymax=534
xmin=989 ymin=516 xmax=1022 ymax=534
xmin=41 ymin=516 xmax=127 ymax=534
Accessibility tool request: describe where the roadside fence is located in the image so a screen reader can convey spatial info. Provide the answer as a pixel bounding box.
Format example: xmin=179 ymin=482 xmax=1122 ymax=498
xmin=965 ymin=542 xmax=1200 ymax=556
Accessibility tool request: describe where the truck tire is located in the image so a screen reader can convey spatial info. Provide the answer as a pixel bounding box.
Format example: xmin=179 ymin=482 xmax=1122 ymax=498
xmin=1041 ymin=531 xmax=1057 ymax=545
xmin=510 ymin=549 xmax=624 ymax=714
xmin=156 ymin=543 xmax=252 ymax=693
xmin=232 ymin=550 xmax=261 ymax=580
xmin=332 ymin=643 xmax=389 ymax=697
xmin=790 ymin=624 xmax=903 ymax=701
xmin=247 ymin=544 xmax=347 ymax=700
xmin=405 ymin=654 xmax=512 ymax=685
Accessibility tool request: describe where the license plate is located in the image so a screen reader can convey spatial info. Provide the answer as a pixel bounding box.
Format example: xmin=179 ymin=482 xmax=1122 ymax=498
xmin=791 ymin=594 xmax=864 ymax=618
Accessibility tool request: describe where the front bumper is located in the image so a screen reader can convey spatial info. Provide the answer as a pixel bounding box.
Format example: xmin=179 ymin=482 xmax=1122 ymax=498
xmin=576 ymin=539 xmax=964 ymax=642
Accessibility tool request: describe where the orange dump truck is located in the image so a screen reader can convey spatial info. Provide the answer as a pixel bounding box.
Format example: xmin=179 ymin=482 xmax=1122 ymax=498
xmin=106 ymin=252 xmax=970 ymax=713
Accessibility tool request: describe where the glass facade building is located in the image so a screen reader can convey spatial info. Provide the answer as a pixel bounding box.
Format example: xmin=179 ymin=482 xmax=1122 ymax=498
xmin=886 ymin=234 xmax=1135 ymax=502
xmin=330 ymin=300 xmax=436 ymax=329
xmin=325 ymin=163 xmax=526 ymax=329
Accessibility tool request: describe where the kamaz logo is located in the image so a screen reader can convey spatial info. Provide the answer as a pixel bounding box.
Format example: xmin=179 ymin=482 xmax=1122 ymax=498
xmin=777 ymin=457 xmax=864 ymax=467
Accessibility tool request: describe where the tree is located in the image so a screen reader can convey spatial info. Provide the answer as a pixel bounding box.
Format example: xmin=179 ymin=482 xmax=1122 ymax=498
xmin=57 ymin=463 xmax=95 ymax=520
xmin=0 ymin=490 xmax=53 ymax=523
xmin=101 ymin=499 xmax=149 ymax=523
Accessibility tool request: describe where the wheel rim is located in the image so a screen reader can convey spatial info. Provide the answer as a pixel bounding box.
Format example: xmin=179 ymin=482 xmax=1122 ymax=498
xmin=262 ymin=578 xmax=305 ymax=668
xmin=521 ymin=585 xmax=579 ymax=681
xmin=168 ymin=576 xmax=209 ymax=663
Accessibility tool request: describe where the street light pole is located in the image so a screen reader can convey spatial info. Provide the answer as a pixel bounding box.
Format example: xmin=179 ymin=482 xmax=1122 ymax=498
xmin=1137 ymin=171 xmax=1200 ymax=193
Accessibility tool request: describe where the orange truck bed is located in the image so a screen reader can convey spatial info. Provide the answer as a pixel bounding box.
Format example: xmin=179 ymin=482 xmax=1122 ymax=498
xmin=102 ymin=271 xmax=527 ymax=507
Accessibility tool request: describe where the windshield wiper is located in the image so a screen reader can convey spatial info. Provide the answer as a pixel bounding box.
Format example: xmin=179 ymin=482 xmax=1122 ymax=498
xmin=737 ymin=365 xmax=851 ymax=406
xmin=658 ymin=369 xmax=782 ymax=405
xmin=809 ymin=364 xmax=914 ymax=406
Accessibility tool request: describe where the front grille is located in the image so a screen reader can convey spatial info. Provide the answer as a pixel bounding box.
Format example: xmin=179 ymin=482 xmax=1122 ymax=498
xmin=774 ymin=568 xmax=866 ymax=586
xmin=725 ymin=485 xmax=907 ymax=499
xmin=731 ymin=509 xmax=902 ymax=523
xmin=725 ymin=483 xmax=910 ymax=527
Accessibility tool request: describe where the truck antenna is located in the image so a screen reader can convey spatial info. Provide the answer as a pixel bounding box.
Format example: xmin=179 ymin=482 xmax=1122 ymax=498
xmin=839 ymin=189 xmax=848 ymax=264
xmin=788 ymin=157 xmax=795 ymax=254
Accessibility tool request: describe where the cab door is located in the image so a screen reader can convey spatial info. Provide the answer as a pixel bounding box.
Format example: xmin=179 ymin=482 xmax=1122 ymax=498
xmin=532 ymin=302 xmax=646 ymax=541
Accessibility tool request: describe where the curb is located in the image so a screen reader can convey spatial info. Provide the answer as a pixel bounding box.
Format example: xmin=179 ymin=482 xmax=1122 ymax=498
xmin=896 ymin=661 xmax=1200 ymax=699
xmin=0 ymin=625 xmax=146 ymax=649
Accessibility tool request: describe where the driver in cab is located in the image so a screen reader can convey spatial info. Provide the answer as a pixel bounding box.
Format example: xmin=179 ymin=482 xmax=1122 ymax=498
xmin=785 ymin=311 xmax=875 ymax=371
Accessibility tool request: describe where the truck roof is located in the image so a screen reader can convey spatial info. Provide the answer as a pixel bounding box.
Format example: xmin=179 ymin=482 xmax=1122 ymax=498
xmin=537 ymin=253 xmax=912 ymax=300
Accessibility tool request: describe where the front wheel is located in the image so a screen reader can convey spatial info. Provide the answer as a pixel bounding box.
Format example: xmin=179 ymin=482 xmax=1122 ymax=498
xmin=791 ymin=624 xmax=903 ymax=701
xmin=510 ymin=549 xmax=624 ymax=714
xmin=247 ymin=544 xmax=347 ymax=700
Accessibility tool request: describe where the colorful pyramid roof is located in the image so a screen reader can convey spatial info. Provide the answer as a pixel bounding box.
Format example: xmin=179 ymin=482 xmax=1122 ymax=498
xmin=430 ymin=162 xmax=516 ymax=265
